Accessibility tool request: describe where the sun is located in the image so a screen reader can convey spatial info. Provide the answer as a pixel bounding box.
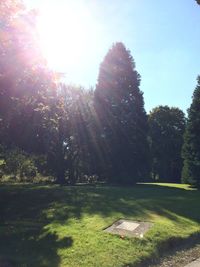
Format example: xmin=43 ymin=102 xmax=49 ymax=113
xmin=36 ymin=2 xmax=96 ymax=71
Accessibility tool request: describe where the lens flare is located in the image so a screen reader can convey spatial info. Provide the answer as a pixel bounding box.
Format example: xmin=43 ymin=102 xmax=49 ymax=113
xmin=36 ymin=2 xmax=97 ymax=72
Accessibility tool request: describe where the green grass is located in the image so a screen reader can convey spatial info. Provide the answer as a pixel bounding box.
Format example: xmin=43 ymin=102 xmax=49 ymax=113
xmin=0 ymin=183 xmax=200 ymax=267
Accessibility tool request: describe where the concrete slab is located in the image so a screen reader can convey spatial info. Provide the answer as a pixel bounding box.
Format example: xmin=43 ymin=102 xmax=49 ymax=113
xmin=184 ymin=258 xmax=200 ymax=267
xmin=116 ymin=221 xmax=140 ymax=231
xmin=104 ymin=219 xmax=153 ymax=238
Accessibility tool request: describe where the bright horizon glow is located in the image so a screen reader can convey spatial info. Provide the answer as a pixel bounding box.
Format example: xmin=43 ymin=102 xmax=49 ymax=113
xmin=36 ymin=2 xmax=99 ymax=74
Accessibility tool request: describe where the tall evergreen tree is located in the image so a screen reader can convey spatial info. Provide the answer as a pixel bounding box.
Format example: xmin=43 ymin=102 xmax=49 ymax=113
xmin=182 ymin=76 xmax=200 ymax=186
xmin=94 ymin=42 xmax=150 ymax=184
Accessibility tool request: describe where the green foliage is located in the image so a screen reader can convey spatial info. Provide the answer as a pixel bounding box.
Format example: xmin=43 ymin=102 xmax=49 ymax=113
xmin=20 ymin=159 xmax=37 ymax=180
xmin=149 ymin=106 xmax=185 ymax=182
xmin=181 ymin=160 xmax=195 ymax=185
xmin=0 ymin=0 xmax=56 ymax=154
xmin=0 ymin=161 xmax=5 ymax=179
xmin=182 ymin=76 xmax=200 ymax=186
xmin=33 ymin=155 xmax=48 ymax=175
xmin=1 ymin=149 xmax=40 ymax=181
xmin=4 ymin=149 xmax=27 ymax=176
xmin=94 ymin=42 xmax=150 ymax=184
xmin=44 ymin=85 xmax=96 ymax=184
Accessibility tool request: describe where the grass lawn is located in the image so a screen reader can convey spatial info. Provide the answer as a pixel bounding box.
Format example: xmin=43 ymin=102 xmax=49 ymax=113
xmin=0 ymin=183 xmax=200 ymax=267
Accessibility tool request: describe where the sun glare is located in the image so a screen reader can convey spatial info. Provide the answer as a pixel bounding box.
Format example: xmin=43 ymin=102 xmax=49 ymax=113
xmin=36 ymin=3 xmax=97 ymax=72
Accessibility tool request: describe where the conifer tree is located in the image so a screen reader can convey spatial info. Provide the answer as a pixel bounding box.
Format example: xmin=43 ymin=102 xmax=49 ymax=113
xmin=182 ymin=76 xmax=200 ymax=186
xmin=94 ymin=42 xmax=150 ymax=184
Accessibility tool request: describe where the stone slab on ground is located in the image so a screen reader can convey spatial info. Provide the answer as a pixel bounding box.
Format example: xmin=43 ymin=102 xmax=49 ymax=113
xmin=116 ymin=221 xmax=140 ymax=231
xmin=104 ymin=219 xmax=153 ymax=238
xmin=185 ymin=258 xmax=200 ymax=267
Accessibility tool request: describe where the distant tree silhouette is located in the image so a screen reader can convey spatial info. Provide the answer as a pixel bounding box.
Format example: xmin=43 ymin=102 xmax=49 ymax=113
xmin=182 ymin=76 xmax=200 ymax=186
xmin=94 ymin=42 xmax=150 ymax=184
xmin=149 ymin=106 xmax=185 ymax=182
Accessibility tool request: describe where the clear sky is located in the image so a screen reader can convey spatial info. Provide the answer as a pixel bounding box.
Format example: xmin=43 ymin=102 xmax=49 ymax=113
xmin=24 ymin=0 xmax=200 ymax=113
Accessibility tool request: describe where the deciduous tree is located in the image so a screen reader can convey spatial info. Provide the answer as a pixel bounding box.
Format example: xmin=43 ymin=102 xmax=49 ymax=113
xmin=149 ymin=106 xmax=185 ymax=182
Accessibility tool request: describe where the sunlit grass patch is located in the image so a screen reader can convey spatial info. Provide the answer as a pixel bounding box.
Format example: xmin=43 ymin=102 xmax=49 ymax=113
xmin=140 ymin=182 xmax=196 ymax=190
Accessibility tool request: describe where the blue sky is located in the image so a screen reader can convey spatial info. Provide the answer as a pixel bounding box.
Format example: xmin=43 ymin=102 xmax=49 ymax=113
xmin=25 ymin=0 xmax=200 ymax=113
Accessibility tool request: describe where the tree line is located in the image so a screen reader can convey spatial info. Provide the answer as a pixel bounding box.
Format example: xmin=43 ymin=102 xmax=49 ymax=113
xmin=0 ymin=0 xmax=200 ymax=186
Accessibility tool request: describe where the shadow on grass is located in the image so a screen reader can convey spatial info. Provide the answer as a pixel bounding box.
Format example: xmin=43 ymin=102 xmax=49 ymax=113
xmin=0 ymin=183 xmax=200 ymax=266
xmin=1 ymin=182 xmax=200 ymax=225
xmin=0 ymin=225 xmax=72 ymax=267
xmin=0 ymin=185 xmax=75 ymax=267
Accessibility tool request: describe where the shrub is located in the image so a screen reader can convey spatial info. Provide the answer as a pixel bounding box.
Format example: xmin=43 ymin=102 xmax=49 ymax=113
xmin=3 ymin=149 xmax=37 ymax=181
xmin=33 ymin=155 xmax=48 ymax=175
xmin=4 ymin=149 xmax=26 ymax=176
xmin=20 ymin=159 xmax=37 ymax=180
xmin=0 ymin=148 xmax=54 ymax=183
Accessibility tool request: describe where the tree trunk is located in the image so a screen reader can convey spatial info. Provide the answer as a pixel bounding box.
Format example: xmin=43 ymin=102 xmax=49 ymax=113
xmin=56 ymin=168 xmax=65 ymax=185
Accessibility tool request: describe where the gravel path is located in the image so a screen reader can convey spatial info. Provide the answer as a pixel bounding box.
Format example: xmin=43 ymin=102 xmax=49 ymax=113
xmin=149 ymin=244 xmax=200 ymax=267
